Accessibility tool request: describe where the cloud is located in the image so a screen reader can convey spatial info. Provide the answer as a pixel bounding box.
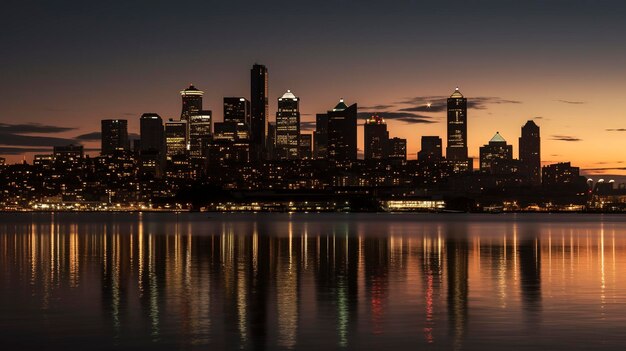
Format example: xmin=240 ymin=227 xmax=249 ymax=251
xmin=556 ymin=100 xmax=585 ymax=104
xmin=359 ymin=104 xmax=395 ymax=110
xmin=550 ymin=135 xmax=582 ymax=142
xmin=357 ymin=112 xmax=438 ymax=124
xmin=0 ymin=123 xmax=75 ymax=134
xmin=0 ymin=133 xmax=79 ymax=147
xmin=75 ymin=132 xmax=101 ymax=141
xmin=300 ymin=121 xmax=316 ymax=130
xmin=582 ymin=167 xmax=626 ymax=171
xmin=396 ymin=96 xmax=521 ymax=113
xmin=606 ymin=128 xmax=626 ymax=132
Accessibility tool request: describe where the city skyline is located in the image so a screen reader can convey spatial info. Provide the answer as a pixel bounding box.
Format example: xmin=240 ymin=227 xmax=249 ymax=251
xmin=2 ymin=1 xmax=626 ymax=177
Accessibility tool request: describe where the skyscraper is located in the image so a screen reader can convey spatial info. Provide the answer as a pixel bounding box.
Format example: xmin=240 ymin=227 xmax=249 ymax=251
xmin=250 ymin=64 xmax=268 ymax=159
xmin=275 ymin=90 xmax=301 ymax=159
xmin=519 ymin=120 xmax=541 ymax=185
xmin=417 ymin=136 xmax=442 ymax=162
xmin=140 ymin=113 xmax=165 ymax=154
xmin=180 ymin=85 xmax=203 ymax=122
xmin=299 ymin=134 xmax=312 ymax=159
xmin=388 ymin=137 xmax=407 ymax=161
xmin=189 ymin=111 xmax=212 ymax=159
xmin=313 ymin=113 xmax=329 ymax=159
xmin=446 ymin=87 xmax=470 ymax=171
xmin=327 ymin=99 xmax=357 ymax=162
xmin=165 ymin=119 xmax=188 ymax=159
xmin=101 ymin=119 xmax=129 ymax=155
xmin=364 ymin=115 xmax=389 ymax=160
xmin=224 ymin=97 xmax=251 ymax=125
xmin=479 ymin=132 xmax=513 ymax=173
xmin=140 ymin=113 xmax=165 ymax=177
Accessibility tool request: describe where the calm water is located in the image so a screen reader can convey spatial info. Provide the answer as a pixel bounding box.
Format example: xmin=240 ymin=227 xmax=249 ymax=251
xmin=1 ymin=213 xmax=626 ymax=350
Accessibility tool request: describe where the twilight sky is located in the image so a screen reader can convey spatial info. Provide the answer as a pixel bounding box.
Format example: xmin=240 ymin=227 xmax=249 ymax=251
xmin=1 ymin=0 xmax=625 ymax=175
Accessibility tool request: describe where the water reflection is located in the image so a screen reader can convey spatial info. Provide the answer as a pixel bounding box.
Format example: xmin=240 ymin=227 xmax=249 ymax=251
xmin=1 ymin=213 xmax=626 ymax=350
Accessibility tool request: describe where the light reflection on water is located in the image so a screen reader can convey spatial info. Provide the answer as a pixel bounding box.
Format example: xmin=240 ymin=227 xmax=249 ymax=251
xmin=1 ymin=213 xmax=626 ymax=350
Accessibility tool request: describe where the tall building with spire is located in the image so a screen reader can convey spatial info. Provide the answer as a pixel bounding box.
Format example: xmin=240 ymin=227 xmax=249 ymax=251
xmin=364 ymin=115 xmax=388 ymax=160
xmin=327 ymin=98 xmax=357 ymax=162
xmin=446 ymin=87 xmax=470 ymax=171
xmin=519 ymin=120 xmax=541 ymax=185
xmin=275 ymin=90 xmax=301 ymax=159
xmin=250 ymin=64 xmax=268 ymax=159
xmin=180 ymin=85 xmax=203 ymax=122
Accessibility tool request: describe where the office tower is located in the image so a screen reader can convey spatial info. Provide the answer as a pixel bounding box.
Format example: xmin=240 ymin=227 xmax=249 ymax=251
xmin=446 ymin=87 xmax=470 ymax=171
xmin=224 ymin=97 xmax=251 ymax=125
xmin=180 ymin=84 xmax=203 ymax=122
xmin=250 ymin=64 xmax=268 ymax=159
xmin=418 ymin=136 xmax=443 ymax=162
xmin=388 ymin=137 xmax=407 ymax=160
xmin=165 ymin=119 xmax=188 ymax=159
xmin=0 ymin=157 xmax=5 ymax=166
xmin=140 ymin=113 xmax=165 ymax=177
xmin=210 ymin=122 xmax=250 ymax=164
xmin=101 ymin=119 xmax=129 ymax=155
xmin=140 ymin=113 xmax=165 ymax=153
xmin=479 ymin=132 xmax=513 ymax=173
xmin=364 ymin=115 xmax=389 ymax=160
xmin=327 ymin=99 xmax=357 ymax=162
xmin=313 ymin=113 xmax=329 ymax=159
xmin=275 ymin=90 xmax=301 ymax=159
xmin=266 ymin=122 xmax=276 ymax=160
xmin=299 ymin=133 xmax=312 ymax=159
xmin=519 ymin=120 xmax=541 ymax=185
xmin=189 ymin=111 xmax=212 ymax=158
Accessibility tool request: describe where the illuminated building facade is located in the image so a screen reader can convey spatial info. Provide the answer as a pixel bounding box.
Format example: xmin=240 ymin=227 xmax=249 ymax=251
xmin=189 ymin=111 xmax=212 ymax=158
xmin=479 ymin=132 xmax=513 ymax=173
xmin=165 ymin=120 xmax=188 ymax=159
xmin=299 ymin=134 xmax=312 ymax=159
xmin=275 ymin=90 xmax=301 ymax=159
xmin=180 ymin=85 xmax=203 ymax=122
xmin=446 ymin=87 xmax=470 ymax=171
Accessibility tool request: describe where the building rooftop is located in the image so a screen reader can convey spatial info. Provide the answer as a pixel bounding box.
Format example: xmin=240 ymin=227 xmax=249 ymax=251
xmin=490 ymin=132 xmax=506 ymax=143
xmin=279 ymin=90 xmax=298 ymax=100
xmin=450 ymin=87 xmax=464 ymax=98
xmin=180 ymin=84 xmax=204 ymax=96
xmin=333 ymin=98 xmax=348 ymax=111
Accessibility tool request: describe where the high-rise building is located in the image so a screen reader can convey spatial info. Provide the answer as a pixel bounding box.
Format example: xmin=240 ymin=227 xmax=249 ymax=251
xmin=327 ymin=99 xmax=357 ymax=162
xmin=140 ymin=113 xmax=165 ymax=153
xmin=275 ymin=90 xmax=301 ymax=159
xmin=313 ymin=113 xmax=329 ymax=159
xmin=224 ymin=97 xmax=250 ymax=125
xmin=479 ymin=132 xmax=513 ymax=173
xmin=446 ymin=87 xmax=470 ymax=171
xmin=266 ymin=122 xmax=276 ymax=160
xmin=165 ymin=119 xmax=188 ymax=159
xmin=388 ymin=137 xmax=407 ymax=160
xmin=139 ymin=113 xmax=165 ymax=178
xmin=299 ymin=133 xmax=312 ymax=159
xmin=364 ymin=115 xmax=389 ymax=160
xmin=519 ymin=120 xmax=541 ymax=185
xmin=101 ymin=119 xmax=129 ymax=155
xmin=417 ymin=136 xmax=442 ymax=162
xmin=250 ymin=64 xmax=268 ymax=159
xmin=180 ymin=85 xmax=203 ymax=122
xmin=189 ymin=111 xmax=212 ymax=158
xmin=0 ymin=157 xmax=5 ymax=166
